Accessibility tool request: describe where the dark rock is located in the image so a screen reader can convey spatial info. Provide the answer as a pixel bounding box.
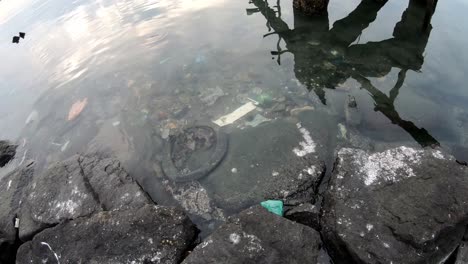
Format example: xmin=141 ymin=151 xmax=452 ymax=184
xmin=0 ymin=237 xmax=18 ymax=264
xmin=18 ymin=152 xmax=153 ymax=240
xmin=163 ymin=180 xmax=225 ymax=222
xmin=0 ymin=161 xmax=34 ymax=263
xmin=182 ymin=205 xmax=322 ymax=264
xmin=285 ymin=202 xmax=320 ymax=230
xmin=17 ymin=205 xmax=197 ymax=264
xmin=0 ymin=140 xmax=17 ymax=167
xmin=321 ymin=147 xmax=468 ymax=264
xmin=456 ymin=242 xmax=468 ymax=264
xmin=202 ymin=111 xmax=335 ymax=212
xmin=0 ymin=162 xmax=34 ymax=242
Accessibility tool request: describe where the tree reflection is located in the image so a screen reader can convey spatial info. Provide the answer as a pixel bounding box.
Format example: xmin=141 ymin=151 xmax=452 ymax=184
xmin=248 ymin=0 xmax=439 ymax=147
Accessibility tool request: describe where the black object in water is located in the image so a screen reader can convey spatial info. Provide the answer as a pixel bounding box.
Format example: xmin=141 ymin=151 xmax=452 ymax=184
xmin=162 ymin=125 xmax=229 ymax=182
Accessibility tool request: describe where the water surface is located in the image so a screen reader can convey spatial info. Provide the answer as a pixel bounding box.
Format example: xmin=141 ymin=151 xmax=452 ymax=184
xmin=1 ymin=0 xmax=468 ymax=232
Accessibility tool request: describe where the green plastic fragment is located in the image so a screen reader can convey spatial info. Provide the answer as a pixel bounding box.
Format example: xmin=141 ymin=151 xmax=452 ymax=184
xmin=260 ymin=200 xmax=284 ymax=216
xmin=256 ymin=94 xmax=273 ymax=107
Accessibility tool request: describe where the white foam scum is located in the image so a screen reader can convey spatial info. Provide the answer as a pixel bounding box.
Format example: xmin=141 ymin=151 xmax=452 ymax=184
xmin=293 ymin=123 xmax=316 ymax=157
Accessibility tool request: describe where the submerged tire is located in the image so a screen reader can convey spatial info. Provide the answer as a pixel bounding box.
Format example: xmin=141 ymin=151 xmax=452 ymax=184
xmin=162 ymin=125 xmax=228 ymax=182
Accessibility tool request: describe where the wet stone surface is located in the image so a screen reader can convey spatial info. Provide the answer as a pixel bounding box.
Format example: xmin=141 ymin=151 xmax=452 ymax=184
xmin=201 ymin=110 xmax=335 ymax=213
xmin=182 ymin=205 xmax=322 ymax=264
xmin=17 ymin=205 xmax=197 ymax=264
xmin=0 ymin=152 xmax=154 ymax=241
xmin=0 ymin=141 xmax=17 ymax=167
xmin=321 ymin=147 xmax=468 ymax=264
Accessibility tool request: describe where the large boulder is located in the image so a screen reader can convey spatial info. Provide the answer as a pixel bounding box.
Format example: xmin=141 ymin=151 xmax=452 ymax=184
xmin=202 ymin=111 xmax=335 ymax=212
xmin=455 ymin=242 xmax=468 ymax=264
xmin=182 ymin=205 xmax=322 ymax=264
xmin=17 ymin=205 xmax=197 ymax=264
xmin=321 ymin=146 xmax=468 ymax=263
xmin=0 ymin=161 xmax=34 ymax=263
xmin=16 ymin=152 xmax=152 ymax=240
xmin=0 ymin=140 xmax=17 ymax=167
xmin=0 ymin=162 xmax=34 ymax=243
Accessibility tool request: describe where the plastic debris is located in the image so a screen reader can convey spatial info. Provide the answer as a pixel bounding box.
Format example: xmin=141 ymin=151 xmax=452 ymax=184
xmin=245 ymin=114 xmax=270 ymax=127
xmin=231 ymin=168 xmax=238 ymax=173
xmin=290 ymin=106 xmax=314 ymax=116
xmin=213 ymin=102 xmax=256 ymax=127
xmin=338 ymin=123 xmax=347 ymax=140
xmin=307 ymin=41 xmax=320 ymax=46
xmin=348 ymin=95 xmax=357 ymax=108
xmin=345 ymin=96 xmax=361 ymax=126
xmin=68 ymin=98 xmax=88 ymax=121
xmin=256 ymin=94 xmax=273 ymax=107
xmin=61 ymin=140 xmax=70 ymax=152
xmin=25 ymin=110 xmax=38 ymax=124
xmin=200 ymin=86 xmax=224 ymax=106
xmin=112 ymin=121 xmax=121 ymax=127
xmin=247 ymin=97 xmax=260 ymax=105
xmin=159 ymin=57 xmax=171 ymax=64
xmin=261 ymin=200 xmax=283 ymax=216
xmin=14 ymin=218 xmax=20 ymax=228
xmin=161 ymin=128 xmax=170 ymax=139
xmin=195 ymin=54 xmax=206 ymax=64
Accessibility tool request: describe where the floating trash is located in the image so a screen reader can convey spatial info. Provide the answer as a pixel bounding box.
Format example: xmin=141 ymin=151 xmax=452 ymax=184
xmin=347 ymin=95 xmax=357 ymax=108
xmin=68 ymin=98 xmax=88 ymax=121
xmin=338 ymin=123 xmax=347 ymax=140
xmin=195 ymin=53 xmax=207 ymax=64
xmin=213 ymin=102 xmax=256 ymax=127
xmin=256 ymin=94 xmax=273 ymax=107
xmin=200 ymin=86 xmax=225 ymax=106
xmin=307 ymin=41 xmax=320 ymax=46
xmin=25 ymin=110 xmax=38 ymax=124
xmin=290 ymin=106 xmax=315 ymax=116
xmin=159 ymin=57 xmax=171 ymax=64
xmin=245 ymin=114 xmax=270 ymax=127
xmin=260 ymin=200 xmax=284 ymax=216
xmin=61 ymin=140 xmax=70 ymax=152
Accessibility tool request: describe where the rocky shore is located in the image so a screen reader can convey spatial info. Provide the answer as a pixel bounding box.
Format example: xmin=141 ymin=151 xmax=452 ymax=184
xmin=1 ymin=138 xmax=468 ymax=263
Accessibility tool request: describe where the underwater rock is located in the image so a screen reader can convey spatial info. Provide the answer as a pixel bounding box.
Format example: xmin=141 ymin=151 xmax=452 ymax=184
xmin=163 ymin=180 xmax=225 ymax=222
xmin=321 ymin=147 xmax=468 ymax=263
xmin=202 ymin=110 xmax=336 ymax=212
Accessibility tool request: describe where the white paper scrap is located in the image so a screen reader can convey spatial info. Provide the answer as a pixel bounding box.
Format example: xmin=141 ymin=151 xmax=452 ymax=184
xmin=213 ymin=102 xmax=256 ymax=127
